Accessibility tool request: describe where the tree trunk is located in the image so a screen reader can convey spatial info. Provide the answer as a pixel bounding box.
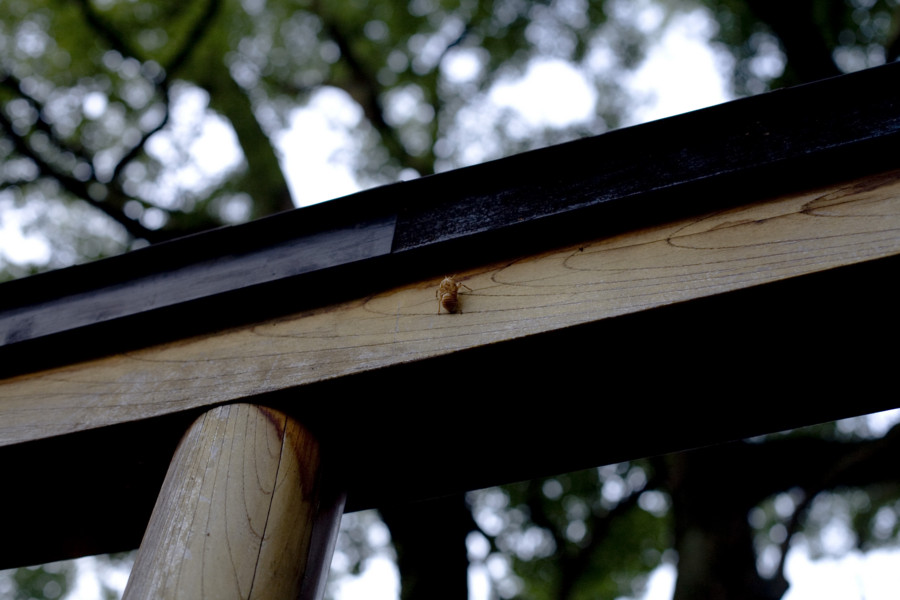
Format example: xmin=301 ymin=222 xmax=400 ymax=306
xmin=666 ymin=450 xmax=788 ymax=600
xmin=380 ymin=493 xmax=472 ymax=600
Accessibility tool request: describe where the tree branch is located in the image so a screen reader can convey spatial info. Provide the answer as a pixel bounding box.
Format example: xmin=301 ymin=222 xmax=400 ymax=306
xmin=57 ymin=0 xmax=229 ymax=241
xmin=773 ymin=423 xmax=900 ymax=586
xmin=164 ymin=0 xmax=223 ymax=77
xmin=0 ymin=94 xmax=160 ymax=241
xmin=110 ymin=86 xmax=171 ymax=185
xmin=314 ymin=5 xmax=436 ymax=176
xmin=516 ymin=467 xmax=665 ymax=600
xmin=73 ymin=0 xmax=145 ymax=61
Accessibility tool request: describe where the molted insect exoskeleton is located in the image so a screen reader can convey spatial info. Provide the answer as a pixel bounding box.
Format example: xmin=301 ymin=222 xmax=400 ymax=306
xmin=436 ymin=276 xmax=472 ymax=314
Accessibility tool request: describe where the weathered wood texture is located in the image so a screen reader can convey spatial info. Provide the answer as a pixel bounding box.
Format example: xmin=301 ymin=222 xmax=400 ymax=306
xmin=122 ymin=404 xmax=339 ymax=600
xmin=3 ymin=168 xmax=900 ymax=447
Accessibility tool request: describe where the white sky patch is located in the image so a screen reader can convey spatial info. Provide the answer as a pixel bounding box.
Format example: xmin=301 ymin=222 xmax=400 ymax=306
xmin=442 ymin=47 xmax=486 ymax=84
xmin=331 ymin=555 xmax=399 ymax=600
xmin=0 ymin=220 xmax=51 ymax=264
xmin=189 ymin=113 xmax=243 ymax=179
xmin=277 ymin=87 xmax=363 ymax=208
xmin=861 ymin=408 xmax=900 ymax=436
xmin=489 ymin=58 xmax=597 ymax=129
xmin=468 ymin=564 xmax=491 ymax=600
xmin=623 ymin=8 xmax=731 ymax=125
xmin=635 ymin=546 xmax=900 ymax=600
xmin=639 ymin=561 xmax=676 ymax=600
xmin=144 ymin=85 xmax=244 ymax=203
xmin=82 ymin=91 xmax=109 ymax=120
xmin=0 ymin=196 xmax=51 ymax=264
xmin=784 ymin=546 xmax=900 ymax=600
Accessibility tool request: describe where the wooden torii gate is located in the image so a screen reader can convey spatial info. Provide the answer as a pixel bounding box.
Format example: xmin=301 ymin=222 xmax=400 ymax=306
xmin=2 ymin=62 xmax=900 ymax=598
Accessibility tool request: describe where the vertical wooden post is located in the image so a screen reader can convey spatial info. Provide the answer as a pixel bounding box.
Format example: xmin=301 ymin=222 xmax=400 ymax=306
xmin=123 ymin=403 xmax=342 ymax=600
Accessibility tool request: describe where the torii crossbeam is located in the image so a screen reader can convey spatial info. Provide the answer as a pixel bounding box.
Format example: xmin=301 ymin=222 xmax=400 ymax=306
xmin=2 ymin=62 xmax=900 ymax=598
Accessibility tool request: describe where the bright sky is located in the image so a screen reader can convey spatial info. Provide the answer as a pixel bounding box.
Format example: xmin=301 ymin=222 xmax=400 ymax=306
xmin=272 ymin=6 xmax=732 ymax=212
xmin=622 ymin=7 xmax=730 ymax=124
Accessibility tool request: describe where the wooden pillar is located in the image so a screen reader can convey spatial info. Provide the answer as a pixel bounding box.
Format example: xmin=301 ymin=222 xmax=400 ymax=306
xmin=123 ymin=404 xmax=342 ymax=600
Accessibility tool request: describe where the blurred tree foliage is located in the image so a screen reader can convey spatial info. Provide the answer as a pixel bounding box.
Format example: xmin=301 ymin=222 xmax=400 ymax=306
xmin=2 ymin=0 xmax=899 ymax=274
xmin=1 ymin=561 xmax=72 ymax=600
xmin=704 ymin=0 xmax=900 ymax=94
xmin=452 ymin=417 xmax=900 ymax=600
xmin=2 ymin=1 xmax=900 ymax=599
xmin=0 ymin=0 xmax=642 ymax=277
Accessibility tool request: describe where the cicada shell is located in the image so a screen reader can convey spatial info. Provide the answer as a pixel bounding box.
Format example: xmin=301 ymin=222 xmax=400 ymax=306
xmin=436 ymin=275 xmax=472 ymax=314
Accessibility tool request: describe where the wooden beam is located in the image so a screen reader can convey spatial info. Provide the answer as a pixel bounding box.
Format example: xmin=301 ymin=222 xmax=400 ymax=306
xmin=3 ymin=168 xmax=900 ymax=447
xmin=2 ymin=167 xmax=900 ymax=571
xmin=3 ymin=62 xmax=900 ymax=377
xmin=3 ymin=64 xmax=900 ymax=569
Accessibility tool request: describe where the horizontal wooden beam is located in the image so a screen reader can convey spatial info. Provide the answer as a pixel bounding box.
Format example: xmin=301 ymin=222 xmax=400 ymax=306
xmin=4 ymin=64 xmax=900 ymax=569
xmin=3 ymin=63 xmax=900 ymax=376
xmin=3 ymin=167 xmax=900 ymax=567
xmin=4 ymin=168 xmax=900 ymax=447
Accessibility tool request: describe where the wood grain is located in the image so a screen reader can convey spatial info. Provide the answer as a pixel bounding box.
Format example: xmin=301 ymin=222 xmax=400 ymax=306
xmin=122 ymin=404 xmax=332 ymax=600
xmin=4 ymin=169 xmax=900 ymax=446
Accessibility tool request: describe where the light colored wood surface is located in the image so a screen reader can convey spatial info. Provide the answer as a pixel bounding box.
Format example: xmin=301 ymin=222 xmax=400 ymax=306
xmin=122 ymin=403 xmax=330 ymax=600
xmin=4 ymin=169 xmax=900 ymax=445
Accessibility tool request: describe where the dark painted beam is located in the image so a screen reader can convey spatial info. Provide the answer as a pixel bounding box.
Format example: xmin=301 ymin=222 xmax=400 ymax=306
xmin=2 ymin=62 xmax=900 ymax=375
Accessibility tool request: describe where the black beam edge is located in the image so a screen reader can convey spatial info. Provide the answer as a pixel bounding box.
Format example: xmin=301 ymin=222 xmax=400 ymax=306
xmin=2 ymin=62 xmax=900 ymax=376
